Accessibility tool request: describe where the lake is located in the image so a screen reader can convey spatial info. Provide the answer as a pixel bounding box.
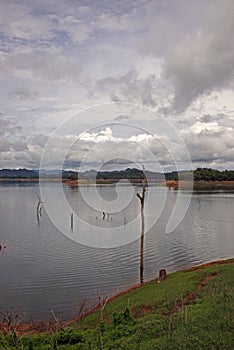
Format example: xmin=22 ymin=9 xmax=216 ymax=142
xmin=0 ymin=182 xmax=233 ymax=322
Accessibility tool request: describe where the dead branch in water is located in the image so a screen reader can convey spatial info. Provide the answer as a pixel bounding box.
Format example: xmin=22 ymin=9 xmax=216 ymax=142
xmin=36 ymin=192 xmax=43 ymax=223
xmin=50 ymin=310 xmax=64 ymax=333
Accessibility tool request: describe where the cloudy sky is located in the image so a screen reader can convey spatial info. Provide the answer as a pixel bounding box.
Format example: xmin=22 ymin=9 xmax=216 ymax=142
xmin=0 ymin=0 xmax=233 ymax=171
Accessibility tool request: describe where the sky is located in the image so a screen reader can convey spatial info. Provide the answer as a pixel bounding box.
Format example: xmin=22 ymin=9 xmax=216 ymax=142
xmin=0 ymin=0 xmax=233 ymax=171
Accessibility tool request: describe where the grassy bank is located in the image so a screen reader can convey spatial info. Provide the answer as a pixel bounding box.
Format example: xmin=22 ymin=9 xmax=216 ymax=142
xmin=0 ymin=259 xmax=233 ymax=349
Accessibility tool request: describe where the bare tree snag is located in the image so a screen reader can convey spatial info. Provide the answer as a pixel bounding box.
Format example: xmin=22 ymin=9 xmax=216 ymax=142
xmin=1 ymin=308 xmax=24 ymax=335
xmin=50 ymin=310 xmax=64 ymax=333
xmin=137 ymin=166 xmax=147 ymax=284
xmin=96 ymin=289 xmax=120 ymax=323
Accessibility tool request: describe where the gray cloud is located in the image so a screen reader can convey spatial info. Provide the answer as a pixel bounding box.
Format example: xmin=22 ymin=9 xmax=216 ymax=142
xmin=113 ymin=115 xmax=131 ymax=122
xmin=182 ymin=118 xmax=234 ymax=169
xmin=142 ymin=0 xmax=234 ymax=111
xmin=10 ymin=87 xmax=38 ymax=100
xmin=0 ymin=118 xmax=11 ymax=136
xmin=0 ymin=118 xmax=21 ymax=136
xmin=97 ymin=70 xmax=158 ymax=107
xmin=0 ymin=139 xmax=11 ymax=152
xmin=31 ymin=53 xmax=82 ymax=83
xmin=166 ymin=0 xmax=234 ymax=111
xmin=103 ymin=158 xmax=133 ymax=165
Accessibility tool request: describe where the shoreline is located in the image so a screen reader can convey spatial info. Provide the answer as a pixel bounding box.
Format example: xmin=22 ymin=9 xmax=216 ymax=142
xmin=1 ymin=258 xmax=233 ymax=336
xmin=0 ymin=178 xmax=234 ymax=186
xmin=64 ymin=180 xmax=234 ymax=189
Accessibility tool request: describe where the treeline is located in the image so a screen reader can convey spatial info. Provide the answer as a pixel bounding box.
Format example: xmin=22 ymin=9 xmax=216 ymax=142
xmin=96 ymin=168 xmax=164 ymax=180
xmin=1 ymin=167 xmax=234 ymax=181
xmin=194 ymin=168 xmax=234 ymax=181
xmin=68 ymin=167 xmax=234 ymax=182
xmin=67 ymin=168 xmax=164 ymax=181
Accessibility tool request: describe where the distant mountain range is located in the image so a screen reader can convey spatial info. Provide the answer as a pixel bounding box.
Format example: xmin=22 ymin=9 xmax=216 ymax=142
xmin=0 ymin=168 xmax=68 ymax=179
xmin=0 ymin=167 xmax=189 ymax=181
xmin=0 ymin=168 xmax=39 ymax=179
xmin=0 ymin=167 xmax=233 ymax=181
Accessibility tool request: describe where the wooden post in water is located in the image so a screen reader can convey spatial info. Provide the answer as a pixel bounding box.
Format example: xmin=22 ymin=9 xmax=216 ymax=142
xmin=137 ymin=166 xmax=146 ymax=284
xmin=36 ymin=193 xmax=43 ymax=224
xmin=70 ymin=213 xmax=74 ymax=231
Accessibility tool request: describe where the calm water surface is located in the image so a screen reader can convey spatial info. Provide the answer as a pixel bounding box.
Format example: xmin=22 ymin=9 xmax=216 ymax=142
xmin=0 ymin=182 xmax=233 ymax=321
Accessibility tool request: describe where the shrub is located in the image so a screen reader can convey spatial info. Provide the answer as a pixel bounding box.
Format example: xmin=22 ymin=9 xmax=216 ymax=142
xmin=56 ymin=329 xmax=84 ymax=345
xmin=113 ymin=307 xmax=135 ymax=327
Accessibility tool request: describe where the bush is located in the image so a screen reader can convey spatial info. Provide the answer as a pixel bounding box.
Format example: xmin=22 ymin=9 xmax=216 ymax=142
xmin=56 ymin=329 xmax=84 ymax=345
xmin=113 ymin=307 xmax=135 ymax=327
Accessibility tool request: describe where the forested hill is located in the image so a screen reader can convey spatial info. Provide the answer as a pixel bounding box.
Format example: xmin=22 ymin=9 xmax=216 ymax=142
xmin=0 ymin=167 xmax=233 ymax=181
xmin=0 ymin=168 xmax=70 ymax=179
xmin=0 ymin=168 xmax=39 ymax=179
xmin=67 ymin=167 xmax=234 ymax=181
xmin=193 ymin=168 xmax=234 ymax=181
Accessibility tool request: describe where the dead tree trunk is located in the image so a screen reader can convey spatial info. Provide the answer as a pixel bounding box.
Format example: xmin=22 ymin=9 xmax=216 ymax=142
xmin=137 ymin=166 xmax=146 ymax=284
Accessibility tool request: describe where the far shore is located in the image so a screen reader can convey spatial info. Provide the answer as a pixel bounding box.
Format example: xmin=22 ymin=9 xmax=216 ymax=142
xmin=1 ymin=178 xmax=234 ymax=192
xmin=63 ymin=179 xmax=234 ymax=188
xmin=1 ymin=258 xmax=233 ymax=336
xmin=1 ymin=177 xmax=234 ymax=188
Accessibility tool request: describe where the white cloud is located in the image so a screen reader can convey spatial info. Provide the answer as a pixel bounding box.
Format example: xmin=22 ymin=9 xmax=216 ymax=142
xmin=79 ymin=127 xmax=114 ymax=143
xmin=128 ymin=134 xmax=153 ymax=142
xmin=190 ymin=121 xmax=224 ymax=134
xmin=79 ymin=127 xmax=154 ymax=143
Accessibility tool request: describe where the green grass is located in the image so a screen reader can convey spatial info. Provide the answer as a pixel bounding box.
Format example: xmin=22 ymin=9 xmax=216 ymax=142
xmin=1 ymin=260 xmax=233 ymax=349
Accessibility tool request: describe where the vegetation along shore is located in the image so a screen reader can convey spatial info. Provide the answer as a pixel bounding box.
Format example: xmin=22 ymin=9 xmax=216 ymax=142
xmin=0 ymin=259 xmax=233 ymax=349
